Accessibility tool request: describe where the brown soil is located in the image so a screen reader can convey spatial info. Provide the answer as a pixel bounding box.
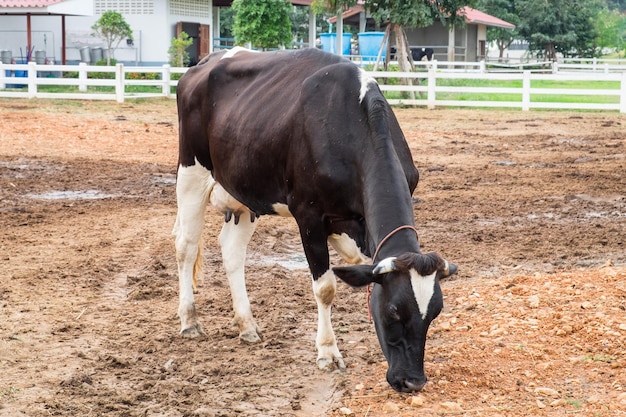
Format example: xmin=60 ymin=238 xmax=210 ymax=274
xmin=0 ymin=98 xmax=624 ymax=417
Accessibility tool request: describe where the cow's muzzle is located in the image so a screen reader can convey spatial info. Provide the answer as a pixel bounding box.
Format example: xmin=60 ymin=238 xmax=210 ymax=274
xmin=390 ymin=375 xmax=427 ymax=393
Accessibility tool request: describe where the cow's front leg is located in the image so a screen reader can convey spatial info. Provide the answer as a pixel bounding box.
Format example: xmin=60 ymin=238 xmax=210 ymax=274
xmin=173 ymin=163 xmax=213 ymax=337
xmin=218 ymin=208 xmax=260 ymax=343
xmin=312 ymin=270 xmax=346 ymax=371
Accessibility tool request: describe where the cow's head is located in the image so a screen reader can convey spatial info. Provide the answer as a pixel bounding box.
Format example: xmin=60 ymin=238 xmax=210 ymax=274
xmin=333 ymin=252 xmax=457 ymax=392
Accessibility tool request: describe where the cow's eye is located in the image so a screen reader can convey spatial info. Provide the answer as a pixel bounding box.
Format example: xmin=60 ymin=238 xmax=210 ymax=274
xmin=387 ymin=304 xmax=400 ymax=321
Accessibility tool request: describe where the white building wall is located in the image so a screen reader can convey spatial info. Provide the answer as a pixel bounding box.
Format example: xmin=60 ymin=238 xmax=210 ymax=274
xmin=0 ymin=0 xmax=213 ymax=65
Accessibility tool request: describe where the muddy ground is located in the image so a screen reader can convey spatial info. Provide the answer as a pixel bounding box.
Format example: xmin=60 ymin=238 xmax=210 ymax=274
xmin=0 ymin=98 xmax=624 ymax=417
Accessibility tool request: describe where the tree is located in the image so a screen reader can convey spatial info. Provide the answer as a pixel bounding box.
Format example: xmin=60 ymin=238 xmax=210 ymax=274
xmin=476 ymin=0 xmax=518 ymax=61
xmin=312 ymin=0 xmax=358 ymax=57
xmin=606 ymin=0 xmax=626 ymax=12
xmin=290 ymin=4 xmax=312 ymax=45
xmin=232 ymin=0 xmax=293 ymax=50
xmin=363 ymin=0 xmax=474 ymax=71
xmin=168 ymin=31 xmax=194 ymax=67
xmin=219 ymin=7 xmax=235 ymax=38
xmin=91 ymin=10 xmax=133 ymax=65
xmin=515 ymin=0 xmax=602 ymax=60
xmin=595 ymin=7 xmax=626 ymax=57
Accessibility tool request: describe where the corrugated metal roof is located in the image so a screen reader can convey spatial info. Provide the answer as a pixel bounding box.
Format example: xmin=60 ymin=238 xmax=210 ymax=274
xmin=0 ymin=0 xmax=64 ymax=7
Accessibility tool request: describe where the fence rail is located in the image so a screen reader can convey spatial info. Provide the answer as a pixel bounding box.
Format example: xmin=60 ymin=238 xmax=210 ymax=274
xmin=1 ymin=60 xmax=625 ymax=112
xmin=373 ymin=66 xmax=626 ymax=112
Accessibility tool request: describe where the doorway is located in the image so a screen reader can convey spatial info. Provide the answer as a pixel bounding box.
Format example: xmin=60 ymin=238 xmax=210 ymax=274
xmin=176 ymin=22 xmax=210 ymax=66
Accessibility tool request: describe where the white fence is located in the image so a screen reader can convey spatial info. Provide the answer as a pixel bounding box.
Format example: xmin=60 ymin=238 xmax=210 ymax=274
xmin=374 ymin=64 xmax=626 ymax=112
xmin=0 ymin=62 xmax=186 ymax=102
xmin=1 ymin=60 xmax=625 ymax=113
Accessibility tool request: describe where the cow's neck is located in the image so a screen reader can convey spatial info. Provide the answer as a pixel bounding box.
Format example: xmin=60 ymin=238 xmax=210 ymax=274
xmin=361 ymin=143 xmax=420 ymax=260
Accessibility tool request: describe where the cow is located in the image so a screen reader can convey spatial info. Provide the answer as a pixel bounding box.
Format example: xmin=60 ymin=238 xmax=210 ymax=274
xmin=389 ymin=47 xmax=434 ymax=64
xmin=412 ymin=47 xmax=434 ymax=62
xmin=173 ymin=47 xmax=457 ymax=393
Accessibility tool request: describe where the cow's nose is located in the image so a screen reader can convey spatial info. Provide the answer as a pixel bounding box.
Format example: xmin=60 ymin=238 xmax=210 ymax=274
xmin=387 ymin=371 xmax=428 ymax=392
xmin=403 ymin=377 xmax=427 ymax=392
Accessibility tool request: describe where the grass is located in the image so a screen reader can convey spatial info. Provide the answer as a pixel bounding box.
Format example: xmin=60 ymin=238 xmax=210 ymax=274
xmin=581 ymin=354 xmax=616 ymax=363
xmin=380 ymin=77 xmax=621 ymax=105
xmin=566 ymin=398 xmax=584 ymax=409
xmin=35 ymin=85 xmax=170 ymax=94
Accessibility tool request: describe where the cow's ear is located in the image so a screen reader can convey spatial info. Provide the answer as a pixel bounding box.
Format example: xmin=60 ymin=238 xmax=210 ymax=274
xmin=333 ymin=265 xmax=379 ymax=287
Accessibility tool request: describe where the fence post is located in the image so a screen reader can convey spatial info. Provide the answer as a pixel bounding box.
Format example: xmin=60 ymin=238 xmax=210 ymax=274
xmin=115 ymin=63 xmax=124 ymax=103
xmin=480 ymin=60 xmax=486 ymax=73
xmin=619 ymin=72 xmax=626 ymax=113
xmin=522 ymin=71 xmax=531 ymax=111
xmin=0 ymin=63 xmax=6 ymax=89
xmin=427 ymin=66 xmax=436 ymax=109
xmin=162 ymin=64 xmax=171 ymax=97
xmin=78 ymin=62 xmax=88 ymax=92
xmin=28 ymin=61 xmax=37 ymax=98
xmin=552 ymin=61 xmax=558 ymax=74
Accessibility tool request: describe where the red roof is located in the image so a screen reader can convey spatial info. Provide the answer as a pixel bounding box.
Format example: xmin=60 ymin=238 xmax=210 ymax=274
xmin=0 ymin=0 xmax=64 ymax=6
xmin=329 ymin=4 xmax=515 ymax=30
xmin=463 ymin=7 xmax=515 ymax=29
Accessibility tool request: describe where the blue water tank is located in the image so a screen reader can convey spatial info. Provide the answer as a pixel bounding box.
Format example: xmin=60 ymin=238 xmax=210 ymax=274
xmin=320 ymin=33 xmax=352 ymax=55
xmin=358 ymin=32 xmax=387 ymax=62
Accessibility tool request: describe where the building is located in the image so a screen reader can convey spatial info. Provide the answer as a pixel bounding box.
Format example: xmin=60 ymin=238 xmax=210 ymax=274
xmin=0 ymin=0 xmax=219 ymax=65
xmin=0 ymin=0 xmax=513 ymax=66
xmin=332 ymin=4 xmax=515 ymax=62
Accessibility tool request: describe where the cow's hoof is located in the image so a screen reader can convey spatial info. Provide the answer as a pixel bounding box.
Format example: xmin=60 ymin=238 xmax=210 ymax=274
xmin=180 ymin=324 xmax=204 ymax=338
xmin=317 ymin=356 xmax=346 ymax=371
xmin=239 ymin=330 xmax=262 ymax=344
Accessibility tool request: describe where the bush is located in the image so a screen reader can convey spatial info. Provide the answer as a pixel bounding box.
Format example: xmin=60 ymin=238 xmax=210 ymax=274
xmin=89 ymin=58 xmax=118 ymax=79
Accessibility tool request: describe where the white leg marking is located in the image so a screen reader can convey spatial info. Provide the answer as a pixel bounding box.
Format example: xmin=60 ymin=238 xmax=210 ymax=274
xmin=410 ymin=270 xmax=436 ymax=320
xmin=358 ymin=68 xmax=379 ymax=103
xmin=218 ymin=199 xmax=260 ymax=343
xmin=312 ymin=270 xmax=345 ymax=370
xmin=173 ymin=161 xmax=215 ymax=336
xmin=328 ymin=233 xmax=370 ymax=265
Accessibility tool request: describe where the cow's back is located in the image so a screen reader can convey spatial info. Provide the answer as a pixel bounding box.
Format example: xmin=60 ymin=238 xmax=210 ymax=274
xmin=177 ymin=48 xmax=346 ymax=168
xmin=176 ymin=48 xmax=417 ymax=217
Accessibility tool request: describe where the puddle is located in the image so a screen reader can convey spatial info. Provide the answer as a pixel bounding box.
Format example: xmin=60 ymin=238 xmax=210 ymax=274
xmin=569 ymin=194 xmax=624 ymax=204
xmin=151 ymin=174 xmax=176 ymax=185
xmin=28 ymin=190 xmax=117 ymax=200
xmin=585 ymin=211 xmax=626 ymax=218
xmin=248 ymin=253 xmax=309 ymax=270
xmin=527 ymin=213 xmax=558 ymax=220
xmin=0 ymin=160 xmax=65 ymax=179
xmin=493 ymin=160 xmax=517 ymax=166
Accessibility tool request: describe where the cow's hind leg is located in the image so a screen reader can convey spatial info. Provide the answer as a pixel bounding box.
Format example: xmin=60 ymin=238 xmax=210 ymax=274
xmin=173 ymin=162 xmax=213 ymax=337
xmin=218 ymin=209 xmax=260 ymax=343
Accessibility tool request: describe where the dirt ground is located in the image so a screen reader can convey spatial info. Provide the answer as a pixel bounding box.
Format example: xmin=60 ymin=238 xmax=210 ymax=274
xmin=0 ymin=98 xmax=624 ymax=417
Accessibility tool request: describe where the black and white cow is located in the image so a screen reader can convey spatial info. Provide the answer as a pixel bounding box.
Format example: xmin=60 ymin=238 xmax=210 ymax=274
xmin=412 ymin=47 xmax=434 ymax=62
xmin=173 ymin=47 xmax=457 ymax=392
